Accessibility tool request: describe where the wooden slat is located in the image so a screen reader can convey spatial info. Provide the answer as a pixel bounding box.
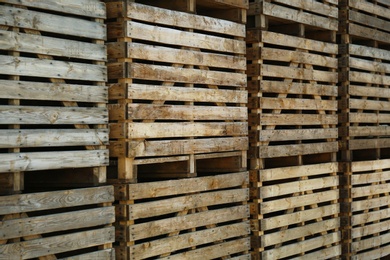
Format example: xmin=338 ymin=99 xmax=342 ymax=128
xmin=0 ymin=55 xmax=106 ymax=81
xmin=259 ymin=81 xmax=337 ymax=96
xmin=260 ymin=190 xmax=339 ymax=214
xmin=260 ymin=114 xmax=337 ymax=126
xmin=350 ymin=1 xmax=390 ymax=19
xmin=349 ymin=57 xmax=390 ymax=74
xmin=352 ymin=242 xmax=390 ymax=260
xmin=0 ymin=207 xmax=115 ymax=239
xmin=128 ymin=188 xmax=248 ymax=219
xmin=352 ymin=232 xmax=390 ymax=253
xmin=351 ymin=159 xmax=390 ymax=172
xmin=349 ymin=10 xmax=390 ymax=33
xmin=58 ymin=249 xmax=115 ymax=260
xmin=0 ymin=80 xmax=108 ymax=102
xmin=349 ymin=85 xmax=390 ymax=99
xmin=289 ymin=245 xmax=341 ymax=260
xmin=0 ymin=5 xmax=106 ymax=40
xmin=349 ymin=44 xmax=390 ymax=61
xmin=131 ymin=222 xmax=249 ymax=259
xmin=126 ymin=171 xmax=248 ymax=200
xmin=352 ymin=208 xmax=390 ymax=226
xmin=0 ymin=105 xmax=107 ymax=125
xmin=349 ymin=99 xmax=390 ymax=111
xmin=1 ymin=0 xmax=106 ymax=18
xmin=272 ymin=0 xmax=338 ymax=18
xmin=0 ymin=227 xmax=114 ymax=259
xmin=259 ymin=142 xmax=338 ymax=158
xmin=260 ymin=97 xmax=337 ymax=111
xmin=353 ymin=220 xmax=390 ymax=239
xmin=352 ymin=183 xmax=390 ymax=198
xmin=349 ymin=113 xmax=390 ymax=124
xmin=0 ymin=129 xmax=108 ymax=148
xmin=348 ymin=139 xmax=390 ymax=150
xmin=349 ymin=126 xmax=390 ymax=138
xmin=128 ymin=137 xmax=248 ymax=157
xmin=0 ymin=30 xmax=106 ymax=61
xmin=352 ymin=196 xmax=390 ymax=212
xmin=349 ymin=23 xmax=390 ymax=44
xmin=352 ymin=171 xmax=390 ymax=185
xmin=122 ymin=21 xmax=245 ymax=54
xmin=129 ymin=205 xmax=249 ymax=241
xmin=259 ymin=129 xmax=337 ymax=142
xmin=0 ymin=150 xmax=108 ymax=173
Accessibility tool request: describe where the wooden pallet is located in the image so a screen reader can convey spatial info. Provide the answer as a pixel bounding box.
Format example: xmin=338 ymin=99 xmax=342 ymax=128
xmin=0 ymin=186 xmax=115 ymax=259
xmin=106 ymin=1 xmax=248 ymax=182
xmin=0 ymin=0 xmax=108 ymax=193
xmin=113 ymin=172 xmax=250 ymax=260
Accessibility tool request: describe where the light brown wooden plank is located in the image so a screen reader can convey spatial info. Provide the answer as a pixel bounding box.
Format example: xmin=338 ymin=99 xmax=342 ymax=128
xmin=349 ymin=10 xmax=390 ymax=33
xmin=352 ymin=241 xmax=390 ymax=260
xmin=349 ymin=99 xmax=390 ymax=111
xmin=351 ymin=159 xmax=390 ymax=172
xmin=131 ymin=222 xmax=249 ymax=259
xmin=260 ymin=114 xmax=337 ymax=126
xmin=289 ymin=245 xmax=341 ymax=260
xmin=260 ymin=97 xmax=337 ymax=111
xmin=58 ymin=249 xmax=115 ymax=260
xmin=0 ymin=207 xmax=115 ymax=240
xmin=0 ymin=5 xmax=106 ymax=40
xmin=259 ymin=129 xmax=337 ymax=142
xmin=349 ymin=23 xmax=390 ymax=44
xmin=349 ymin=44 xmax=390 ymax=61
xmin=0 ymin=129 xmax=108 ymax=148
xmin=0 ymin=186 xmax=114 ymax=215
xmin=349 ymin=113 xmax=390 ymax=124
xmin=349 ymin=126 xmax=390 ymax=137
xmin=0 ymin=80 xmax=107 ymax=102
xmin=272 ymin=0 xmax=338 ymax=18
xmin=349 ymin=85 xmax=390 ymax=99
xmin=128 ymin=137 xmax=248 ymax=157
xmin=0 ymin=227 xmax=114 ymax=259
xmin=349 ymin=57 xmax=390 ymax=74
xmin=259 ymin=142 xmax=338 ymax=158
xmin=0 ymin=150 xmax=108 ymax=173
xmin=352 ymin=208 xmax=390 ymax=226
xmin=352 ymin=196 xmax=390 ymax=212
xmin=260 ymin=81 xmax=337 ymax=96
xmin=350 ymin=1 xmax=390 ymax=20
xmin=352 ymin=171 xmax=390 ymax=185
xmin=349 ymin=138 xmax=390 ymax=150
xmin=352 ymin=232 xmax=390 ymax=253
xmin=352 ymin=183 xmax=390 ymax=198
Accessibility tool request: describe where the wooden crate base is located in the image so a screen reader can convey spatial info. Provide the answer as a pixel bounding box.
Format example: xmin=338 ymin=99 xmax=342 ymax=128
xmin=0 ymin=186 xmax=115 ymax=259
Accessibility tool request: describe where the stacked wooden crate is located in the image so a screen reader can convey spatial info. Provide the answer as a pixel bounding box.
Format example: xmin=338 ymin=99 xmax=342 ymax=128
xmin=105 ymin=0 xmax=250 ymax=258
xmin=0 ymin=0 xmax=114 ymax=258
xmin=339 ymin=1 xmax=390 ymax=259
xmin=247 ymin=0 xmax=341 ymax=258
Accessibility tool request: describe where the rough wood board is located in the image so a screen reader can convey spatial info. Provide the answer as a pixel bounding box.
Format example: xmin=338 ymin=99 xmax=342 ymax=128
xmin=260 ymin=114 xmax=337 ymax=126
xmin=259 ymin=142 xmax=338 ymax=158
xmin=58 ymin=249 xmax=115 ymax=260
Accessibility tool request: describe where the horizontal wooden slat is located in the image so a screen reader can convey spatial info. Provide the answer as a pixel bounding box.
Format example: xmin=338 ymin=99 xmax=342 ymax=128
xmin=0 ymin=30 xmax=106 ymax=61
xmin=259 ymin=129 xmax=337 ymax=142
xmin=0 ymin=185 xmax=114 ymax=217
xmin=0 ymin=80 xmax=107 ymax=102
xmin=349 ymin=57 xmax=390 ymax=74
xmin=0 ymin=129 xmax=108 ymax=148
xmin=261 ymin=232 xmax=340 ymax=260
xmin=0 ymin=207 xmax=115 ymax=239
xmin=352 ymin=171 xmax=390 ymax=185
xmin=1 ymin=55 xmax=106 ymax=81
xmin=128 ymin=137 xmax=248 ymax=157
xmin=260 ymin=97 xmax=337 ymax=111
xmin=108 ymin=42 xmax=245 ymax=70
xmin=349 ymin=99 xmax=390 ymax=111
xmin=260 ymin=114 xmax=337 ymax=126
xmin=350 ymin=1 xmax=390 ymax=19
xmin=289 ymin=245 xmax=341 ymax=260
xmin=260 ymin=162 xmax=338 ymax=182
xmin=0 ymin=227 xmax=114 ymax=259
xmin=0 ymin=150 xmax=108 ymax=173
xmin=352 ymin=208 xmax=390 ymax=226
xmin=349 ymin=10 xmax=390 ymax=33
xmin=348 ymin=138 xmax=390 ymax=150
xmin=272 ymin=0 xmax=338 ymax=18
xmin=129 ymin=205 xmax=249 ymax=241
xmin=349 ymin=126 xmax=390 ymax=137
xmin=352 ymin=241 xmax=390 ymax=260
xmin=58 ymin=249 xmax=115 ymax=260
xmin=352 ymin=232 xmax=390 ymax=252
xmin=1 ymin=0 xmax=106 ymax=18
xmin=352 ymin=196 xmax=390 ymax=212
xmin=349 ymin=85 xmax=390 ymax=99
xmin=128 ymin=188 xmax=248 ymax=219
xmin=260 ymin=81 xmax=337 ymax=96
xmin=261 ymin=190 xmax=339 ymax=214
xmin=0 ymin=5 xmax=106 ymax=40
xmin=262 ymin=219 xmax=340 ymax=246
xmin=131 ymin=222 xmax=249 ymax=259
xmin=349 ymin=113 xmax=390 ymax=124
xmin=0 ymin=105 xmax=107 ymax=125
xmin=259 ymin=142 xmax=338 ymax=158
xmin=351 ymin=159 xmax=390 ymax=172
xmin=352 ymin=183 xmax=390 ymax=198
xmin=349 ymin=44 xmax=390 ymax=61
xmin=122 ymin=21 xmax=245 ymax=54
xmin=349 ymin=23 xmax=390 ymax=44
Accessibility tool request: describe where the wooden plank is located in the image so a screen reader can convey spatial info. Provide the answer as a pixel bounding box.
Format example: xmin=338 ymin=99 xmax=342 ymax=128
xmin=262 ymin=31 xmax=338 ymax=54
xmin=352 ymin=242 xmax=390 ymax=260
xmin=119 ymin=2 xmax=245 ymax=37
xmin=131 ymin=222 xmax=249 ymax=259
xmin=0 ymin=207 xmax=115 ymax=240
xmin=125 ymin=104 xmax=247 ymax=120
xmin=262 ymin=2 xmax=338 ymax=30
xmin=352 ymin=208 xmax=390 ymax=226
xmin=1 ymin=0 xmax=106 ymax=18
xmin=0 ymin=80 xmax=107 ymax=102
xmin=259 ymin=142 xmax=338 ymax=158
xmin=260 ymin=162 xmax=338 ymax=182
xmin=262 ymin=219 xmax=340 ymax=246
xmin=129 ymin=205 xmax=249 ymax=241
xmin=108 ymin=42 xmax=245 ymax=70
xmin=289 ymin=245 xmax=341 ymax=260
xmin=261 ymin=204 xmax=339 ymax=230
xmin=349 ymin=57 xmax=390 ymax=74
xmin=349 ymin=10 xmax=390 ymax=33
xmin=0 ymin=55 xmax=106 ymax=81
xmin=0 ymin=186 xmax=114 ymax=215
xmin=349 ymin=23 xmax=390 ymax=44
xmin=348 ymin=139 xmax=390 ymax=150
xmin=259 ymin=129 xmax=337 ymax=142
xmin=0 ymin=30 xmax=106 ymax=61
xmin=352 ymin=159 xmax=390 ymax=172
xmin=110 ymin=84 xmax=247 ymax=103
xmin=349 ymin=44 xmax=390 ymax=61
xmin=121 ymin=21 xmax=245 ymax=54
xmin=260 ymin=97 xmax=337 ymax=111
xmin=349 ymin=113 xmax=390 ymax=124
xmin=260 ymin=114 xmax=337 ymax=126
xmin=349 ymin=126 xmax=390 ymax=137
xmin=0 ymin=227 xmax=114 ymax=259
xmin=0 ymin=5 xmax=106 ymax=40
xmin=115 ymin=63 xmax=246 ymax=87
xmin=261 ymin=232 xmax=340 ymax=260
xmin=349 ymin=99 xmax=390 ymax=111
xmin=159 ymin=237 xmax=250 ymax=260
xmin=352 ymin=232 xmax=390 ymax=253
xmin=58 ymin=249 xmax=115 ymax=260
xmin=350 ymin=1 xmax=390 ymax=20
xmin=128 ymin=188 xmax=248 ymax=219
xmin=0 ymin=150 xmax=108 ymax=173
xmin=349 ymin=85 xmax=390 ymax=99
xmin=125 ymin=172 xmax=248 ymax=200
xmin=259 ymin=81 xmax=337 ymax=96
xmin=352 ymin=196 xmax=390 ymax=212
xmin=0 ymin=105 xmax=107 ymax=125
xmin=0 ymin=129 xmax=108 ymax=148
xmin=272 ymin=0 xmax=338 ymax=18
xmin=261 ymin=190 xmax=339 ymax=214
xmin=352 ymin=220 xmax=390 ymax=239
xmin=352 ymin=171 xmax=390 ymax=185
xmin=352 ymin=183 xmax=390 ymax=198
xmin=261 ymin=176 xmax=338 ymax=198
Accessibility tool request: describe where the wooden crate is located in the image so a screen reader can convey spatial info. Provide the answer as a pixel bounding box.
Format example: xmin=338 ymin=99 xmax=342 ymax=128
xmin=114 ymin=172 xmax=250 ymax=260
xmin=0 ymin=186 xmax=115 ymax=259
xmin=106 ymin=1 xmax=248 ymax=182
xmin=0 ymin=0 xmax=109 ymax=193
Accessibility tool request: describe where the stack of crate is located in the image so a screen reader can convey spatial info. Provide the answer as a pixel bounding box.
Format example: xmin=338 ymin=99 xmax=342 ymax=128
xmin=339 ymin=1 xmax=390 ymax=259
xmin=105 ymin=0 xmax=250 ymax=258
xmin=0 ymin=0 xmax=114 ymax=258
xmin=247 ymin=0 xmax=341 ymax=259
